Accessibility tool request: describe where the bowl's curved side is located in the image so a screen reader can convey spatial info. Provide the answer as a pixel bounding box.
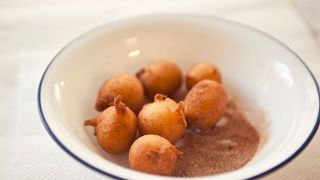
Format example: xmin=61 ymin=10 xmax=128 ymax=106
xmin=245 ymin=36 xmax=320 ymax=180
xmin=223 ymin=13 xmax=320 ymax=180
xmin=37 ymin=51 xmax=126 ymax=180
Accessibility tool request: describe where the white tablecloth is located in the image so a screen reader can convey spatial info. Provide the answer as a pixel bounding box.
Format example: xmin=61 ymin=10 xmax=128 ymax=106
xmin=1 ymin=0 xmax=320 ymax=179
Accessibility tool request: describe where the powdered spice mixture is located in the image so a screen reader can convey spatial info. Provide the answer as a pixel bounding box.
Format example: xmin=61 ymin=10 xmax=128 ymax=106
xmin=173 ymin=102 xmax=260 ymax=177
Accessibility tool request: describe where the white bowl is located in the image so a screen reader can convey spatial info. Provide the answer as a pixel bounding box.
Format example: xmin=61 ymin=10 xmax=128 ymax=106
xmin=38 ymin=14 xmax=320 ymax=179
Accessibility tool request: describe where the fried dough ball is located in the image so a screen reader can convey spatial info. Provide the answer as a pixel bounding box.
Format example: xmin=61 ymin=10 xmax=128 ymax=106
xmin=138 ymin=94 xmax=186 ymax=144
xmin=95 ymin=74 xmax=144 ymax=114
xmin=136 ymin=60 xmax=182 ymax=99
xmin=129 ymin=135 xmax=181 ymax=176
xmin=186 ymin=62 xmax=222 ymax=90
xmin=85 ymin=96 xmax=137 ymax=154
xmin=184 ymin=80 xmax=227 ymax=130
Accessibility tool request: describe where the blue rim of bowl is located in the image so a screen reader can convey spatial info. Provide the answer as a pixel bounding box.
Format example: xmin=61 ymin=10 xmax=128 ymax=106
xmin=37 ymin=13 xmax=320 ymax=180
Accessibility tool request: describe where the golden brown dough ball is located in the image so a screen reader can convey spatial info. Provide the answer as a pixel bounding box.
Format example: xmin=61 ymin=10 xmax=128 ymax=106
xmin=184 ymin=80 xmax=227 ymax=130
xmin=186 ymin=62 xmax=222 ymax=90
xmin=138 ymin=94 xmax=186 ymax=144
xmin=85 ymin=96 xmax=137 ymax=154
xmin=129 ymin=134 xmax=181 ymax=176
xmin=136 ymin=60 xmax=182 ymax=99
xmin=95 ymin=74 xmax=144 ymax=114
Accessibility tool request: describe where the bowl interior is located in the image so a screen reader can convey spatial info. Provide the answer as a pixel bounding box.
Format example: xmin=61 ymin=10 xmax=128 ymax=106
xmin=39 ymin=15 xmax=319 ymax=179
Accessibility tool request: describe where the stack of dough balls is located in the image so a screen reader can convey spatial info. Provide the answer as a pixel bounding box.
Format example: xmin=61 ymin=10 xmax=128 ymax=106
xmin=84 ymin=60 xmax=228 ymax=176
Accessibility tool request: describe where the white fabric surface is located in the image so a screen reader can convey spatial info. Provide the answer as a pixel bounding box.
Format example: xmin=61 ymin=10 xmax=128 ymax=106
xmin=0 ymin=0 xmax=320 ymax=179
xmin=294 ymin=0 xmax=320 ymax=44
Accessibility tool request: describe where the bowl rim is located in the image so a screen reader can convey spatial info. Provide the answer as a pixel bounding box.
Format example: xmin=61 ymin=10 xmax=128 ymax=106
xmin=37 ymin=13 xmax=320 ymax=179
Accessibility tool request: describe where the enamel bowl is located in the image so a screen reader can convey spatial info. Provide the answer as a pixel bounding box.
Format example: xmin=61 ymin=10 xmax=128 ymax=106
xmin=38 ymin=14 xmax=320 ymax=179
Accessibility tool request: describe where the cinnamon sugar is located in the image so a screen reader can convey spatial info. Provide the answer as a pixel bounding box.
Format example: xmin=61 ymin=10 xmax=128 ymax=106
xmin=173 ymin=102 xmax=260 ymax=177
